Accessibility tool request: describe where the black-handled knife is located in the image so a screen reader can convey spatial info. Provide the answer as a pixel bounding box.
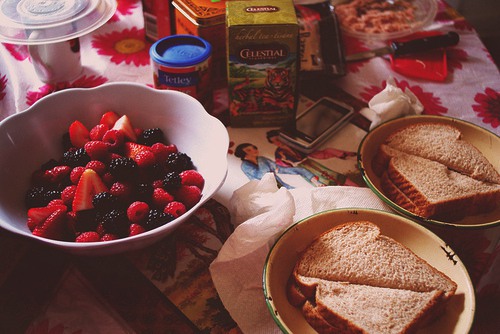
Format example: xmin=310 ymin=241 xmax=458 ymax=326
xmin=345 ymin=31 xmax=460 ymax=62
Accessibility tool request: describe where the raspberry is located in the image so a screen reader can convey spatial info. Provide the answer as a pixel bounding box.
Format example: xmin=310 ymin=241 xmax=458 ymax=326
xmin=110 ymin=182 xmax=133 ymax=201
xmin=61 ymin=185 xmax=77 ymax=206
xmin=89 ymin=124 xmax=109 ymax=141
xmin=45 ymin=166 xmax=71 ymax=184
xmin=102 ymin=129 xmax=125 ymax=151
xmin=152 ymin=188 xmax=174 ymax=208
xmin=180 ymin=170 xmax=204 ymax=190
xmin=86 ymin=160 xmax=107 ymax=175
xmin=152 ymin=179 xmax=164 ymax=189
xmin=151 ymin=143 xmax=177 ymax=161
xmin=70 ymin=166 xmax=86 ymax=184
xmin=76 ymin=231 xmax=100 ymax=242
xmin=135 ymin=150 xmax=156 ymax=168
xmin=84 ymin=141 xmax=109 ymax=160
xmin=127 ymin=201 xmax=150 ymax=224
xmin=163 ymin=201 xmax=186 ymax=218
xmin=100 ymin=233 xmax=118 ymax=241
xmin=175 ymin=185 xmax=202 ymax=208
xmin=129 ymin=223 xmax=146 ymax=236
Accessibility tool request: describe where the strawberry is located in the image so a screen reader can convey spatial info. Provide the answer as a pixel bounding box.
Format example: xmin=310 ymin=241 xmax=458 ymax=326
xmin=112 ymin=115 xmax=137 ymax=142
xmin=27 ymin=204 xmax=67 ymax=231
xmin=180 ymin=169 xmax=205 ymax=190
xmin=100 ymin=111 xmax=120 ymax=128
xmin=75 ymin=231 xmax=101 ymax=242
xmin=32 ymin=208 xmax=69 ymax=240
xmin=72 ymin=169 xmax=108 ymax=212
xmin=175 ymin=185 xmax=202 ymax=209
xmin=124 ymin=142 xmax=152 ymax=160
xmin=69 ymin=120 xmax=90 ymax=148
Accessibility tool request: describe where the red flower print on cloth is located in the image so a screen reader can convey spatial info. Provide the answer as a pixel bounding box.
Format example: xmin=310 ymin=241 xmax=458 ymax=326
xmin=343 ymin=35 xmax=370 ymax=73
xmin=92 ymin=27 xmax=151 ymax=66
xmin=2 ymin=43 xmax=29 ymax=61
xmin=110 ymin=0 xmax=140 ymax=22
xmin=472 ymin=87 xmax=500 ymax=128
xmin=26 ymin=75 xmax=108 ymax=106
xmin=0 ymin=74 xmax=7 ymax=101
xmin=446 ymin=47 xmax=468 ymax=73
xmin=359 ymin=78 xmax=448 ymax=115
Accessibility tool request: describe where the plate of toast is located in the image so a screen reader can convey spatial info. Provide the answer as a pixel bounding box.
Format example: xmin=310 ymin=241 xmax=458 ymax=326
xmin=263 ymin=209 xmax=475 ymax=333
xmin=357 ymin=115 xmax=500 ymax=228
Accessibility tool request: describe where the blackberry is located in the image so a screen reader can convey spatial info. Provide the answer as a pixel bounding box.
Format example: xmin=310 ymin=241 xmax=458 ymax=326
xmin=109 ymin=157 xmax=138 ymax=180
xmin=136 ymin=183 xmax=153 ymax=202
xmin=40 ymin=159 xmax=59 ymax=171
xmin=74 ymin=209 xmax=99 ymax=232
xmin=25 ymin=186 xmax=61 ymax=208
xmin=62 ymin=148 xmax=91 ymax=167
xmin=144 ymin=209 xmax=174 ymax=231
xmin=138 ymin=128 xmax=164 ymax=146
xmin=92 ymin=192 xmax=119 ymax=212
xmin=100 ymin=209 xmax=129 ymax=236
xmin=163 ymin=171 xmax=181 ymax=190
xmin=165 ymin=152 xmax=194 ymax=172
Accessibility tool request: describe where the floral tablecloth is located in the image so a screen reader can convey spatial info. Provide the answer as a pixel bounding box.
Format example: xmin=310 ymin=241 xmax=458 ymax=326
xmin=0 ymin=0 xmax=499 ymax=333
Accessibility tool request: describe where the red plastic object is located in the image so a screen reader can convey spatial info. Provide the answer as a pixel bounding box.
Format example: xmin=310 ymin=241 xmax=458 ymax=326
xmin=389 ymin=31 xmax=448 ymax=81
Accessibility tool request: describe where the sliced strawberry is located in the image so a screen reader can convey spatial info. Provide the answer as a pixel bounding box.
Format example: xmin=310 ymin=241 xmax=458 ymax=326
xmin=32 ymin=208 xmax=69 ymax=240
xmin=112 ymin=115 xmax=137 ymax=142
xmin=69 ymin=120 xmax=90 ymax=148
xmin=100 ymin=111 xmax=121 ymax=128
xmin=124 ymin=142 xmax=150 ymax=158
xmin=27 ymin=204 xmax=67 ymax=228
xmin=72 ymin=169 xmax=108 ymax=211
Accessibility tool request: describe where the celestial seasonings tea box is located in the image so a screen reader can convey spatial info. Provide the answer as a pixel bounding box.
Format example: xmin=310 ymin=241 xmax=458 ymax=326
xmin=226 ymin=0 xmax=299 ymax=127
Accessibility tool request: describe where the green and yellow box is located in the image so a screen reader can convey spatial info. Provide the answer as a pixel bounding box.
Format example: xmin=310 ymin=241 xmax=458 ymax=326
xmin=226 ymin=0 xmax=299 ymax=127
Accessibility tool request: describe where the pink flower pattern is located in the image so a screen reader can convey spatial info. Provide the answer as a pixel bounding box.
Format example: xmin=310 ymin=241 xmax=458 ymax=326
xmin=472 ymin=88 xmax=500 ymax=128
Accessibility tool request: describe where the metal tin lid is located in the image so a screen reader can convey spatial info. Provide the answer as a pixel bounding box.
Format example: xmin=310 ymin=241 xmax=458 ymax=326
xmin=0 ymin=0 xmax=117 ymax=44
xmin=172 ymin=0 xmax=226 ymax=26
xmin=150 ymin=34 xmax=212 ymax=67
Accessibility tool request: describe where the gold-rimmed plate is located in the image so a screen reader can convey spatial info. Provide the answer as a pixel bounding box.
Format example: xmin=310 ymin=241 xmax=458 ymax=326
xmin=263 ymin=208 xmax=475 ymax=333
xmin=357 ymin=115 xmax=500 ymax=229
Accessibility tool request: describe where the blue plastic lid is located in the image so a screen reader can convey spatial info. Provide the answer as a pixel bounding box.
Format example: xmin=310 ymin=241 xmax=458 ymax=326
xmin=150 ymin=34 xmax=212 ymax=67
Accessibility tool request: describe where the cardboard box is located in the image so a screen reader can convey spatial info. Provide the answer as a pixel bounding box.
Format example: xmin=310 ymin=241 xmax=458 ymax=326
xmin=226 ymin=0 xmax=299 ymax=127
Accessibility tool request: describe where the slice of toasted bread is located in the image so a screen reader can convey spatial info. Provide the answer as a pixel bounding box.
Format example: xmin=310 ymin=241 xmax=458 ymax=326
xmin=287 ymin=222 xmax=457 ymax=334
xmin=384 ymin=122 xmax=500 ymax=184
xmin=387 ymin=153 xmax=500 ymax=220
xmin=306 ymin=280 xmax=445 ymax=334
xmin=293 ymin=222 xmax=457 ymax=298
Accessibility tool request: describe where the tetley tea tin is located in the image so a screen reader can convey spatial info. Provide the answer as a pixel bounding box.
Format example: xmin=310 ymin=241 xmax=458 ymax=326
xmin=150 ymin=34 xmax=213 ymax=112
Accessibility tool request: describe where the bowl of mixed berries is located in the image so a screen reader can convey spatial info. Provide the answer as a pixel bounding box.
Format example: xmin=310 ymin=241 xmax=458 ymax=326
xmin=0 ymin=82 xmax=229 ymax=255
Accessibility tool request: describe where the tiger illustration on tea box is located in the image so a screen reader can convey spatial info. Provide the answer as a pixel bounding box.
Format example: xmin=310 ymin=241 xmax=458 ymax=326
xmin=229 ymin=68 xmax=295 ymax=115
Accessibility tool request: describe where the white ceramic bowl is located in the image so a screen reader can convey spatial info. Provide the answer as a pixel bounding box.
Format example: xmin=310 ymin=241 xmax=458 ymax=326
xmin=0 ymin=82 xmax=229 ymax=255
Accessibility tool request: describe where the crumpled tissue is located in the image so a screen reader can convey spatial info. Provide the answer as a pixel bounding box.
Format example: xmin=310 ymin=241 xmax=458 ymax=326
xmin=362 ymin=77 xmax=424 ymax=130
xmin=209 ymin=173 xmax=391 ymax=333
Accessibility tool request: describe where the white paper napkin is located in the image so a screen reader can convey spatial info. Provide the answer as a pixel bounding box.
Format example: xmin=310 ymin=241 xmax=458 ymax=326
xmin=209 ymin=173 xmax=391 ymax=333
xmin=360 ymin=77 xmax=424 ymax=130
